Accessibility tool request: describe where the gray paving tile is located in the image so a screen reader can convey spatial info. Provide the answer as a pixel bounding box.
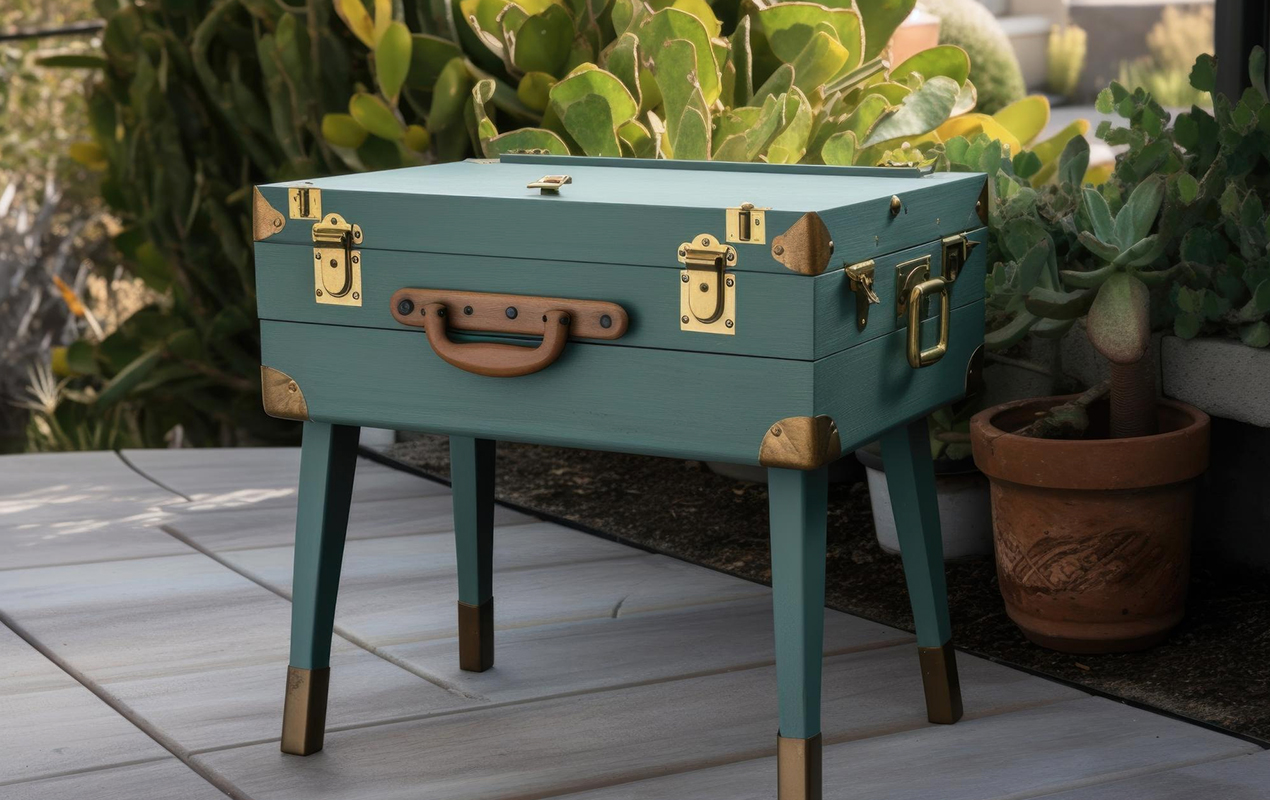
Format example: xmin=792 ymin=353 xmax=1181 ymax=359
xmin=384 ymin=597 xmax=913 ymax=703
xmin=0 ymin=625 xmax=169 ymax=785
xmin=166 ymin=493 xmax=533 ymax=553
xmin=194 ymin=645 xmax=1082 ymax=800
xmin=225 ymin=533 xmax=769 ymax=647
xmin=1030 ymin=750 xmax=1270 ymax=800
xmin=0 ymin=554 xmax=474 ymax=753
xmin=4 ymin=759 xmax=230 ymax=799
xmin=0 ymin=512 xmax=192 ymax=571
xmin=564 ymin=698 xmax=1261 ymax=800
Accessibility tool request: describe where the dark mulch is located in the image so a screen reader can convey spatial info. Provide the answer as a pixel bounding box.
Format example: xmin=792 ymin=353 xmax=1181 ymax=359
xmin=383 ymin=435 xmax=1270 ymax=744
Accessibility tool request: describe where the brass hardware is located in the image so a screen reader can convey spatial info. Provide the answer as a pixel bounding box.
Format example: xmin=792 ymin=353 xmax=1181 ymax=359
xmin=281 ymin=666 xmax=330 ymax=755
xmin=941 ymin=233 xmax=978 ymax=284
xmin=771 ymin=212 xmax=834 ymax=275
xmin=918 ymin=642 xmax=964 ymax=724
xmin=528 ymin=174 xmax=571 ymax=194
xmin=458 ymin=599 xmax=494 ymax=672
xmin=726 ymin=203 xmax=769 ymax=244
xmin=260 ymin=366 xmax=309 ymax=421
xmin=759 ymin=415 xmax=840 ymax=470
xmin=777 ymin=733 xmax=823 ymax=800
xmin=890 ymin=195 xmax=903 ymax=216
xmin=312 ymin=212 xmax=363 ymax=307
xmin=895 ymin=256 xmax=932 ymax=319
xmin=678 ymin=234 xmax=737 ymax=335
xmin=252 ymin=188 xmax=285 ymax=241
xmin=288 ymin=185 xmax=321 ymax=220
xmin=845 ymin=260 xmax=880 ymax=331
xmin=965 ymin=344 xmax=985 ymax=397
xmin=906 ymin=276 xmax=952 ymax=369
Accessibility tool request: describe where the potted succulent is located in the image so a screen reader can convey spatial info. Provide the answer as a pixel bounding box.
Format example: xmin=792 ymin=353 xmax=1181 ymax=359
xmin=949 ymin=51 xmax=1270 ymax=652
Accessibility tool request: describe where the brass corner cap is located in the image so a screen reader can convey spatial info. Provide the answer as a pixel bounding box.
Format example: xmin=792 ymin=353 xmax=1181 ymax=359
xmin=261 ymin=366 xmax=309 ymax=421
xmin=253 ymin=187 xmax=285 ymax=241
xmin=771 ymin=212 xmax=833 ymax=276
xmin=759 ymin=415 xmax=841 ymax=470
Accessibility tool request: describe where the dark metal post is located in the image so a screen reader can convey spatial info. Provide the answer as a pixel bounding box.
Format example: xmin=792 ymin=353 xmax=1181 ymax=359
xmin=1215 ymin=0 xmax=1269 ymax=99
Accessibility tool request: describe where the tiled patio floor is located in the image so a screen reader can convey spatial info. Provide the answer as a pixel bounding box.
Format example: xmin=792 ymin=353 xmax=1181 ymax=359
xmin=2 ymin=448 xmax=1266 ymax=799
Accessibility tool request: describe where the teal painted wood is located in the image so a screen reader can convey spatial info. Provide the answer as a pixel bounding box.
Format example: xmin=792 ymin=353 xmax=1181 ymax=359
xmin=257 ymin=158 xmax=985 ymax=276
xmin=289 ymin=422 xmax=360 ymax=670
xmin=261 ymin=320 xmax=814 ymax=465
xmin=814 ymin=300 xmax=986 ymax=457
xmin=767 ymin=466 xmax=829 ymax=739
xmin=879 ymin=418 xmax=953 ymax=648
xmin=451 ymin=436 xmax=495 ymax=606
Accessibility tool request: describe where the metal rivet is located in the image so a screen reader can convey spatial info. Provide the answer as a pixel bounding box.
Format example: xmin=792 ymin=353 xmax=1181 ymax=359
xmin=678 ymin=249 xmax=686 ymax=257
xmin=354 ymin=230 xmax=362 ymax=239
xmin=316 ymin=289 xmax=323 ymax=296
xmin=681 ymin=273 xmax=689 ymax=283
xmin=699 ymin=283 xmax=709 ymax=292
xmin=542 ymin=314 xmax=548 ymax=322
xmin=329 ymin=259 xmax=337 ymax=268
xmin=726 ymin=251 xmax=735 ymax=261
xmin=725 ymin=319 xmax=734 ymax=328
xmin=272 ymin=218 xmax=282 ymax=228
xmin=330 ymin=216 xmax=337 ymax=224
xmin=437 ymin=307 xmax=446 ymax=318
xmin=725 ymin=277 xmax=734 ymax=287
xmin=890 ymin=195 xmax=902 ymax=216
xmin=351 ymin=255 xmax=359 ymax=264
xmin=351 ymin=292 xmax=359 ymax=300
xmin=420 ymin=308 xmax=426 ymax=316
xmin=773 ymin=244 xmax=785 ymax=256
xmin=397 ymin=298 xmax=414 ymax=315
xmin=771 ymin=425 xmax=782 ymax=437
xmin=600 ymin=314 xmax=612 ymax=329
xmin=464 ymin=306 xmax=473 ymax=315
xmin=828 ymin=241 xmax=834 ymax=255
xmin=314 ymin=253 xmax=321 ymax=260
xmin=681 ymin=315 xmax=690 ymax=324
xmin=287 ymin=381 xmax=298 ymax=393
xmin=560 ymin=315 xmax=570 ymax=325
xmin=506 ymin=307 xmax=518 ymax=319
xmin=701 ymin=237 xmax=711 ymax=246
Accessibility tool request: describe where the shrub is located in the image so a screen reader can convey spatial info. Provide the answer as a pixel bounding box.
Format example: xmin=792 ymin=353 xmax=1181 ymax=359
xmin=1047 ymin=24 xmax=1085 ymax=101
xmin=918 ymin=0 xmax=1025 ymax=114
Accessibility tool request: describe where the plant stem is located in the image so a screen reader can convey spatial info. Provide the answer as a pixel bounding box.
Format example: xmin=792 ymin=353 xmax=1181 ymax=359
xmin=1109 ymin=356 xmax=1159 ymax=438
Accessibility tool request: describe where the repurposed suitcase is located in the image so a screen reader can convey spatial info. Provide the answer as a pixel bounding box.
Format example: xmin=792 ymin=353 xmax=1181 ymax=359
xmin=252 ymin=154 xmax=987 ymax=800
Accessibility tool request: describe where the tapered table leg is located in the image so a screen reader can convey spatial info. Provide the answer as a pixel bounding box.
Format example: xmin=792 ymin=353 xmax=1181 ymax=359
xmin=452 ymin=436 xmax=496 ymax=672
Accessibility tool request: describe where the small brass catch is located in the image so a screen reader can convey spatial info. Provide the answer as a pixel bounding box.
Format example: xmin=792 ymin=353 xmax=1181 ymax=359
xmin=726 ymin=203 xmax=769 ymax=244
xmin=288 ymin=186 xmax=321 ymax=220
xmin=528 ymin=175 xmax=571 ymax=194
xmin=312 ymin=212 xmax=363 ymax=307
xmin=941 ymin=234 xmax=978 ymax=283
xmin=678 ymin=234 xmax=737 ymax=335
xmin=895 ymin=256 xmax=932 ymax=319
xmin=845 ymin=260 xmax=880 ymax=331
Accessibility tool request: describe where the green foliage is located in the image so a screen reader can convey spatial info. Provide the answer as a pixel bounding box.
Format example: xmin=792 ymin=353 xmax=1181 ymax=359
xmin=1116 ymin=6 xmax=1213 ymax=109
xmin=917 ymin=0 xmax=1024 ymax=114
xmin=1046 ymin=24 xmax=1085 ymax=100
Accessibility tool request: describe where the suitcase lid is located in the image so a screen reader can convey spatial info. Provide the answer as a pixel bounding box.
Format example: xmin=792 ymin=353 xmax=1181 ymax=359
xmin=256 ymin=155 xmax=986 ymax=277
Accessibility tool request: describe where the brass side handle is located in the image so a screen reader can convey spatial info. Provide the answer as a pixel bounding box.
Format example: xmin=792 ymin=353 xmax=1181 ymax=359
xmin=906 ymin=277 xmax=951 ymax=368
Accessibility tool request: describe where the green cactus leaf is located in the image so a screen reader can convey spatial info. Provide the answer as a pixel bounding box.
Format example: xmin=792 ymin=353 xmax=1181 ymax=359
xmin=405 ymin=35 xmax=461 ymax=87
xmin=862 ymin=75 xmax=959 ymax=147
xmin=840 ymin=92 xmax=889 ymax=140
xmin=334 ymin=0 xmax=377 ymax=48
xmin=991 ymin=94 xmax=1050 ymax=146
xmin=984 ymin=311 xmax=1038 ymax=350
xmin=649 ymin=38 xmax=704 ymax=141
xmin=754 ymin=63 xmax=795 ymax=104
xmin=638 ymin=9 xmax=721 ymax=105
xmin=611 ymin=0 xmax=649 ymax=37
xmin=618 ymin=119 xmax=657 ymax=158
xmin=767 ymin=88 xmax=813 ymax=164
xmin=889 ymin=45 xmax=970 ymax=87
xmin=349 ymin=92 xmax=404 ymax=141
xmin=1112 ymin=174 xmax=1164 ymax=249
xmin=820 ymin=129 xmax=858 ymax=165
xmin=1058 ymin=135 xmax=1089 ymax=187
xmin=508 ymin=4 xmax=574 ymax=76
xmin=404 ymin=124 xmax=432 ymax=152
xmin=1240 ymin=321 xmax=1270 ymax=348
xmin=789 ymin=30 xmax=849 ymax=96
xmin=375 ymin=21 xmax=413 ymax=102
xmin=859 ymin=81 xmax=910 ymax=105
xmin=485 ymin=127 xmax=571 ymax=155
xmin=730 ymin=15 xmax=754 ymax=106
xmin=1087 ymin=272 xmax=1150 ymax=364
xmin=550 ymin=65 xmax=638 ymax=124
xmin=1027 ymin=119 xmax=1089 ymax=186
xmin=430 ymin=58 xmax=473 ymax=131
xmin=755 ymin=3 xmax=863 ymax=73
xmin=1030 ymin=316 xmax=1076 ymax=339
xmin=852 ymin=0 xmax=915 ymax=61
xmin=472 ymin=79 xmax=500 ymax=142
xmin=1024 ymin=286 xmax=1095 ymax=320
xmin=1189 ymin=53 xmax=1216 ymax=93
xmin=1016 ymin=238 xmax=1055 ymax=294
xmin=1077 ymin=230 xmax=1121 ymax=263
xmin=517 ymin=71 xmax=555 ymax=110
xmin=559 ymin=93 xmax=622 ymax=156
xmin=950 ymin=80 xmax=978 ymax=116
xmin=670 ymin=103 xmax=711 ymax=160
xmin=1012 ymin=150 xmax=1042 ymax=179
xmin=671 ymin=0 xmax=721 ymax=37
xmin=714 ymin=94 xmax=784 ymax=161
xmin=322 ymin=113 xmax=370 ymax=148
xmin=1112 ymin=234 xmax=1165 ymax=268
xmin=604 ymin=33 xmax=642 ymax=106
xmin=1083 ymin=187 xmax=1114 ymax=242
xmin=1060 ymin=264 xmax=1116 ymax=289
xmin=1174 ymin=311 xmax=1203 ymax=339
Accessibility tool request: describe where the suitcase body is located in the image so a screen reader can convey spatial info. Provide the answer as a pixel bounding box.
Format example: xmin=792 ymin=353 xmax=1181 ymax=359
xmin=253 ymin=155 xmax=987 ymax=798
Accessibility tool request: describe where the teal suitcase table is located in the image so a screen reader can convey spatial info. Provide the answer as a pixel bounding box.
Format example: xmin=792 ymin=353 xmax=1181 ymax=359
xmin=252 ymin=155 xmax=986 ymax=799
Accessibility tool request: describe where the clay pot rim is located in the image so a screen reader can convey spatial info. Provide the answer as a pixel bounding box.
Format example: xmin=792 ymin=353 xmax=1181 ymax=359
xmin=970 ymin=395 xmax=1211 ymax=491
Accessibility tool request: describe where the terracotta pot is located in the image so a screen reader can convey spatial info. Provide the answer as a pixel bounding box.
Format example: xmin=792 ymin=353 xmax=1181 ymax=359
xmin=970 ymin=396 xmax=1210 ymax=654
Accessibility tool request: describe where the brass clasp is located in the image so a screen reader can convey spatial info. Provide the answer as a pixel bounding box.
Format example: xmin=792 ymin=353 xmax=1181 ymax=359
xmin=941 ymin=234 xmax=978 ymax=283
xmin=528 ymin=175 xmax=571 ymax=194
xmin=905 ymin=276 xmax=951 ymax=368
xmin=845 ymin=260 xmax=880 ymax=331
xmin=678 ymin=234 xmax=737 ymax=335
xmin=726 ymin=203 xmax=769 ymax=244
xmin=312 ymin=212 xmax=363 ymax=306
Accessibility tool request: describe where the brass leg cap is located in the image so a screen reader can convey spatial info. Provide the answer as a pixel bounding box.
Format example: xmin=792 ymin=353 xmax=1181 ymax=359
xmin=918 ymin=642 xmax=964 ymax=724
xmin=777 ymin=733 xmax=822 ymax=800
xmin=458 ymin=599 xmax=494 ymax=672
xmin=281 ymin=666 xmax=330 ymax=755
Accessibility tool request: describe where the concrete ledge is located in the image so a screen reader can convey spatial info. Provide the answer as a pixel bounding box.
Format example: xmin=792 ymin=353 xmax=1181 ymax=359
xmin=1162 ymin=336 xmax=1270 ymax=429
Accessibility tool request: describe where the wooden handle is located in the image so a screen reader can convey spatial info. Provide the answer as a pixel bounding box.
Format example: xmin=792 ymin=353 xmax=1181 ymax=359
xmin=391 ymin=288 xmax=628 ymax=340
xmin=420 ymin=303 xmax=570 ymax=377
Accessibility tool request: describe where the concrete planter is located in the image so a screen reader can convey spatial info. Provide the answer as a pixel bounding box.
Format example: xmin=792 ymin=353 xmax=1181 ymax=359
xmin=855 ymin=446 xmax=993 ymax=560
xmin=1160 ymin=336 xmax=1270 ymax=428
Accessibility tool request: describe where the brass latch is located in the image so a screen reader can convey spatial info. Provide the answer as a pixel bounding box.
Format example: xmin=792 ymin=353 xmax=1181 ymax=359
xmin=528 ymin=175 xmax=571 ymax=194
xmin=288 ymin=186 xmax=321 ymax=220
xmin=896 ymin=255 xmax=932 ymax=318
xmin=941 ymin=234 xmax=978 ymax=283
xmin=678 ymin=234 xmax=737 ymax=335
xmin=845 ymin=260 xmax=880 ymax=331
xmin=726 ymin=203 xmax=769 ymax=244
xmin=313 ymin=212 xmax=363 ymax=307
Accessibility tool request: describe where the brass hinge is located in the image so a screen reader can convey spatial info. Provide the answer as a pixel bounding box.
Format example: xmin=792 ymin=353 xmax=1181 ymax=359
xmin=845 ymin=260 xmax=880 ymax=331
xmin=726 ymin=203 xmax=769 ymax=244
xmin=528 ymin=175 xmax=571 ymax=194
xmin=312 ymin=212 xmax=363 ymax=307
xmin=941 ymin=234 xmax=978 ymax=283
xmin=678 ymin=234 xmax=737 ymax=335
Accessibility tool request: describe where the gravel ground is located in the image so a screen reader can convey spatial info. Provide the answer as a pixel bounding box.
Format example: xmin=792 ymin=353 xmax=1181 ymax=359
xmin=384 ymin=435 xmax=1270 ymax=744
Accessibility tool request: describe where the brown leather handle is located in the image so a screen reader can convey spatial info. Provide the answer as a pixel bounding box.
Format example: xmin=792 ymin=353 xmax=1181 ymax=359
xmin=420 ymin=303 xmax=570 ymax=377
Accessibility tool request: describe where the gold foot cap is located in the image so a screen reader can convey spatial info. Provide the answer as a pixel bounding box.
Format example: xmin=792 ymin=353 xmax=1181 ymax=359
xmin=458 ymin=599 xmax=494 ymax=672
xmin=261 ymin=366 xmax=309 ymax=421
xmin=281 ymin=666 xmax=330 ymax=755
xmin=918 ymin=641 xmax=964 ymax=724
xmin=777 ymin=733 xmax=823 ymax=800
